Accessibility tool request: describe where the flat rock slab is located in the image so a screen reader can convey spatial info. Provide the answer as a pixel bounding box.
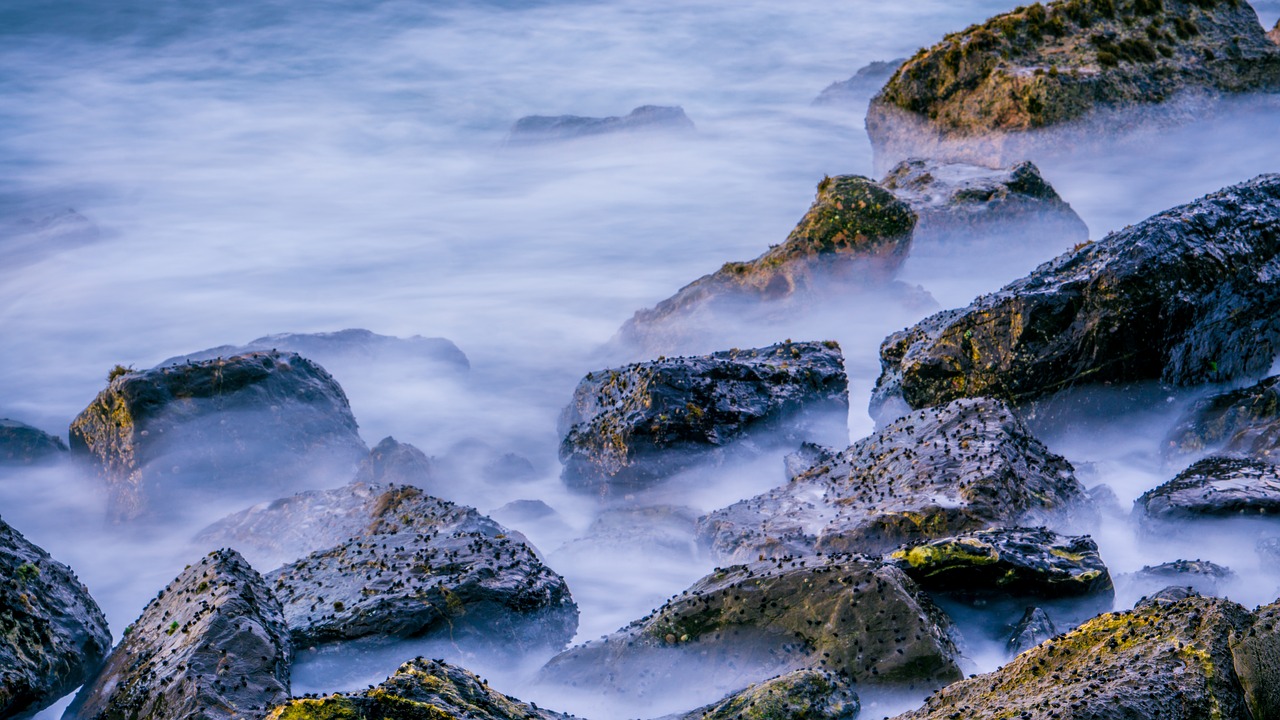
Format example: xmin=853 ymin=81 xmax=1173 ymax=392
xmin=505 ymin=105 xmax=694 ymax=146
xmin=1134 ymin=456 xmax=1280 ymax=525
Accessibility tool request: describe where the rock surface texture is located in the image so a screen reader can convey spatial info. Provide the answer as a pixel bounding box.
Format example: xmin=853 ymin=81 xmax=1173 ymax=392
xmin=679 ymin=668 xmax=859 ymax=720
xmin=873 ymin=174 xmax=1280 ymax=418
xmin=65 ymin=549 xmax=290 ymax=720
xmin=698 ymin=398 xmax=1093 ymax=562
xmin=1006 ymin=606 xmax=1058 ymax=656
xmin=1134 ymin=456 xmax=1280 ymax=525
xmin=1165 ymin=374 xmax=1280 ymax=460
xmin=0 ymin=518 xmax=110 ymax=719
xmin=505 ymin=105 xmax=695 ymax=145
xmin=559 ymin=341 xmax=849 ymax=495
xmin=0 ymin=419 xmax=66 ymax=465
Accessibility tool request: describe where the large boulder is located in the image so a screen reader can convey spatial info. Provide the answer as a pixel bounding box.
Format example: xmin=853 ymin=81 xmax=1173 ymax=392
xmin=65 ymin=549 xmax=290 ymax=720
xmin=540 ymin=556 xmax=962 ymax=703
xmin=894 ymin=596 xmax=1259 ymax=720
xmin=558 ymin=341 xmax=849 ymax=496
xmin=872 ymin=174 xmax=1280 ymax=419
xmin=0 ymin=419 xmax=66 ymax=466
xmin=866 ymin=0 xmax=1280 ymax=167
xmin=0 ymin=517 xmax=110 ymax=719
xmin=69 ymin=351 xmax=368 ymax=522
xmin=678 ymin=668 xmax=859 ymax=720
xmin=505 ymin=105 xmax=695 ymax=146
xmin=266 ymin=657 xmax=571 ymax=720
xmin=1165 ymin=374 xmax=1280 ymax=460
xmin=697 ymin=397 xmax=1094 ymax=562
xmin=1134 ymin=456 xmax=1280 ymax=526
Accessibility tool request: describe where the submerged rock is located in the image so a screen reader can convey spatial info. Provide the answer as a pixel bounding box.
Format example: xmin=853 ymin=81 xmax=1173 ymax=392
xmin=0 ymin=517 xmax=110 ymax=719
xmin=65 ymin=549 xmax=290 ymax=720
xmin=541 ymin=555 xmax=961 ymax=700
xmin=0 ymin=418 xmax=66 ymax=465
xmin=266 ymin=657 xmax=571 ymax=720
xmin=559 ymin=341 xmax=848 ymax=495
xmin=867 ymin=0 xmax=1280 ymax=166
xmin=679 ymin=668 xmax=859 ymax=720
xmin=813 ymin=58 xmax=905 ymax=106
xmin=1134 ymin=456 xmax=1280 ymax=525
xmin=69 ymin=351 xmax=367 ymax=522
xmin=1165 ymin=374 xmax=1280 ymax=460
xmin=505 ymin=105 xmax=695 ymax=145
xmin=1132 ymin=559 xmax=1235 ymax=596
xmin=698 ymin=398 xmax=1093 ymax=562
xmin=1006 ymin=606 xmax=1057 ymax=656
xmin=873 ymin=174 xmax=1280 ymax=418
xmin=352 ymin=436 xmax=436 ymax=488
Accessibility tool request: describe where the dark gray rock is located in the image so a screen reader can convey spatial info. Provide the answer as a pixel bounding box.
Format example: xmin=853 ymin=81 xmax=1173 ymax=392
xmin=559 ymin=341 xmax=848 ymax=496
xmin=678 ymin=668 xmax=859 ymax=720
xmin=813 ymin=59 xmax=905 ymax=106
xmin=873 ymin=174 xmax=1280 ymax=419
xmin=698 ymin=397 xmax=1094 ymax=562
xmin=1131 ymin=559 xmax=1235 ymax=597
xmin=1134 ymin=456 xmax=1280 ymax=526
xmin=505 ymin=105 xmax=695 ymax=145
xmin=65 ymin=549 xmax=289 ymax=720
xmin=68 ymin=351 xmax=367 ymax=522
xmin=1165 ymin=374 xmax=1280 ymax=461
xmin=1271 ymin=18 xmax=1280 ymax=45
xmin=1232 ymin=597 xmax=1280 ymax=720
xmin=0 ymin=517 xmax=110 ymax=719
xmin=1005 ymin=606 xmax=1056 ymax=657
xmin=1134 ymin=585 xmax=1202 ymax=609
xmin=0 ymin=419 xmax=66 ymax=465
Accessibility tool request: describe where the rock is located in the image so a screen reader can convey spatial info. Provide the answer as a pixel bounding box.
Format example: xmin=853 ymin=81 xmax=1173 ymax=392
xmin=783 ymin=442 xmax=837 ymax=482
xmin=266 ymin=657 xmax=571 ymax=720
xmin=540 ymin=555 xmax=962 ymax=701
xmin=813 ymin=59 xmax=905 ymax=106
xmin=1006 ymin=606 xmax=1057 ymax=656
xmin=1132 ymin=559 xmax=1235 ymax=596
xmin=1271 ymin=18 xmax=1280 ymax=45
xmin=69 ymin=351 xmax=367 ymax=522
xmin=558 ymin=340 xmax=849 ymax=496
xmin=1165 ymin=374 xmax=1280 ymax=460
xmin=505 ymin=105 xmax=695 ymax=145
xmin=887 ymin=527 xmax=1113 ymax=600
xmin=1134 ymin=456 xmax=1280 ymax=526
xmin=1088 ymin=483 xmax=1126 ymax=517
xmin=0 ymin=517 xmax=110 ymax=719
xmin=1231 ymin=598 xmax=1280 ymax=720
xmin=613 ymin=176 xmax=919 ymax=357
xmin=1135 ymin=584 xmax=1202 ymax=608
xmin=867 ymin=0 xmax=1280 ymax=167
xmin=698 ymin=397 xmax=1093 ymax=562
xmin=65 ymin=549 xmax=290 ymax=720
xmin=872 ymin=174 xmax=1280 ymax=419
xmin=352 ymin=436 xmax=436 ymax=488
xmin=895 ymin=596 xmax=1257 ymax=720
xmin=0 ymin=418 xmax=66 ymax=465
xmin=678 ymin=668 xmax=859 ymax=720
xmin=490 ymin=499 xmax=559 ymax=525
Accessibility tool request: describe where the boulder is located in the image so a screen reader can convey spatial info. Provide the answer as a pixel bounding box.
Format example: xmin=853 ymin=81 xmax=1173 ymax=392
xmin=867 ymin=0 xmax=1280 ymax=167
xmin=1135 ymin=584 xmax=1202 ymax=608
xmin=505 ymin=105 xmax=695 ymax=146
xmin=1258 ymin=535 xmax=1280 ymax=561
xmin=69 ymin=351 xmax=367 ymax=522
xmin=1006 ymin=606 xmax=1057 ymax=656
xmin=540 ymin=555 xmax=962 ymax=701
xmin=698 ymin=398 xmax=1094 ymax=562
xmin=352 ymin=436 xmax=436 ymax=488
xmin=1165 ymin=374 xmax=1280 ymax=460
xmin=678 ymin=668 xmax=859 ymax=720
xmin=887 ymin=527 xmax=1113 ymax=600
xmin=1231 ymin=598 xmax=1280 ymax=720
xmin=813 ymin=59 xmax=905 ymax=106
xmin=1131 ymin=559 xmax=1235 ymax=596
xmin=872 ymin=174 xmax=1280 ymax=419
xmin=558 ymin=341 xmax=848 ymax=496
xmin=0 ymin=517 xmax=110 ymax=719
xmin=1134 ymin=456 xmax=1280 ymax=525
xmin=65 ymin=549 xmax=290 ymax=720
xmin=266 ymin=657 xmax=571 ymax=720
xmin=894 ymin=596 xmax=1257 ymax=720
xmin=0 ymin=419 xmax=66 ymax=465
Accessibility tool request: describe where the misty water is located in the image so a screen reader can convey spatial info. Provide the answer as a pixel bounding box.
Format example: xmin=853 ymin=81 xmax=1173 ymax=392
xmin=4 ymin=0 xmax=1280 ymax=717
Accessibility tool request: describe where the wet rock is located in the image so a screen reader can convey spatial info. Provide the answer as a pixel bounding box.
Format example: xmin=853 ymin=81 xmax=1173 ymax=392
xmin=1135 ymin=584 xmax=1202 ymax=608
xmin=540 ymin=555 xmax=962 ymax=701
xmin=266 ymin=657 xmax=570 ymax=720
xmin=65 ymin=549 xmax=289 ymax=720
xmin=678 ymin=668 xmax=859 ymax=720
xmin=69 ymin=351 xmax=367 ymax=522
xmin=867 ymin=0 xmax=1280 ymax=167
xmin=0 ymin=517 xmax=110 ymax=719
xmin=698 ymin=398 xmax=1093 ymax=562
xmin=887 ymin=527 xmax=1113 ymax=600
xmin=1134 ymin=456 xmax=1280 ymax=526
xmin=1231 ymin=598 xmax=1280 ymax=720
xmin=813 ymin=58 xmax=905 ymax=106
xmin=873 ymin=174 xmax=1280 ymax=418
xmin=1165 ymin=374 xmax=1280 ymax=461
xmin=895 ymin=596 xmax=1256 ymax=720
xmin=1006 ymin=606 xmax=1057 ymax=656
xmin=0 ymin=418 xmax=66 ymax=465
xmin=559 ymin=341 xmax=848 ymax=496
xmin=352 ymin=436 xmax=436 ymax=488
xmin=783 ymin=442 xmax=836 ymax=482
xmin=505 ymin=105 xmax=695 ymax=145
xmin=1132 ymin=559 xmax=1235 ymax=596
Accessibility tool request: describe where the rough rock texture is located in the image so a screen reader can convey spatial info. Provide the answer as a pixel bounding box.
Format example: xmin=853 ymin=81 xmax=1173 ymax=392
xmin=1231 ymin=598 xmax=1280 ymax=720
xmin=614 ymin=176 xmax=918 ymax=356
xmin=783 ymin=442 xmax=837 ymax=482
xmin=1165 ymin=374 xmax=1280 ymax=460
xmin=558 ymin=341 xmax=849 ymax=495
xmin=1134 ymin=456 xmax=1280 ymax=525
xmin=698 ymin=398 xmax=1093 ymax=562
xmin=1135 ymin=584 xmax=1202 ymax=608
xmin=541 ymin=556 xmax=962 ymax=700
xmin=0 ymin=419 xmax=66 ymax=465
xmin=266 ymin=657 xmax=570 ymax=720
xmin=895 ymin=596 xmax=1257 ymax=720
xmin=0 ymin=518 xmax=110 ymax=719
xmin=867 ymin=0 xmax=1280 ymax=166
xmin=679 ymin=669 xmax=859 ymax=720
xmin=505 ymin=105 xmax=695 ymax=145
xmin=1006 ymin=606 xmax=1057 ymax=656
xmin=873 ymin=174 xmax=1280 ymax=418
xmin=813 ymin=59 xmax=905 ymax=106
xmin=158 ymin=329 xmax=469 ymax=376
xmin=887 ymin=527 xmax=1113 ymax=599
xmin=1132 ymin=559 xmax=1235 ymax=595
xmin=69 ymin=351 xmax=367 ymax=522
xmin=65 ymin=549 xmax=289 ymax=720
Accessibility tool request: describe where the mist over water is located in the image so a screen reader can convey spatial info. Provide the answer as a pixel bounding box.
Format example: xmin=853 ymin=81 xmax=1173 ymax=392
xmin=4 ymin=0 xmax=1280 ymax=717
